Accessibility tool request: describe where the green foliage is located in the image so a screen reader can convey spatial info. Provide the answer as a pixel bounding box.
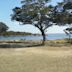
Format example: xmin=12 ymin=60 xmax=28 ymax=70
xmin=0 ymin=22 xmax=8 ymax=33
xmin=50 ymin=2 xmax=72 ymax=25
xmin=11 ymin=0 xmax=53 ymax=27
xmin=0 ymin=31 xmax=32 ymax=36
xmin=64 ymin=2 xmax=72 ymax=9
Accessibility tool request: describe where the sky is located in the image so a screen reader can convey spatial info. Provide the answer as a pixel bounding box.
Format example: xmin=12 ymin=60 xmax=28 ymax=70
xmin=0 ymin=0 xmax=67 ymax=34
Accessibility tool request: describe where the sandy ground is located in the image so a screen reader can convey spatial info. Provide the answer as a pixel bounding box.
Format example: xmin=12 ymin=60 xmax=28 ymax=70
xmin=0 ymin=46 xmax=72 ymax=72
xmin=0 ymin=45 xmax=72 ymax=57
xmin=14 ymin=46 xmax=72 ymax=57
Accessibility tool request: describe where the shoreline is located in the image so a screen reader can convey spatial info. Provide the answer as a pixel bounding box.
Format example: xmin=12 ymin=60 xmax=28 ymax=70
xmin=0 ymin=39 xmax=72 ymax=48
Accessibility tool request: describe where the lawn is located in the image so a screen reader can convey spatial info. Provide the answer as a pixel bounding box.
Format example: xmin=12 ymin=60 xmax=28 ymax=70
xmin=0 ymin=46 xmax=72 ymax=72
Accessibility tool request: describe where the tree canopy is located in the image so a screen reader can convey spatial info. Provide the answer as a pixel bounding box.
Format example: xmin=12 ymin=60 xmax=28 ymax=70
xmin=51 ymin=2 xmax=72 ymax=25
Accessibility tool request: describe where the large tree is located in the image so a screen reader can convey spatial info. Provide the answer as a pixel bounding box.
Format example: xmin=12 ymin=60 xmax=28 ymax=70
xmin=0 ymin=22 xmax=8 ymax=33
xmin=11 ymin=0 xmax=53 ymax=45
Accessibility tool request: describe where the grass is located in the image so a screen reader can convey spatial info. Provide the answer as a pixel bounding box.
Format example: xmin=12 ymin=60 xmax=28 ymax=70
xmin=0 ymin=46 xmax=72 ymax=72
xmin=0 ymin=39 xmax=72 ymax=48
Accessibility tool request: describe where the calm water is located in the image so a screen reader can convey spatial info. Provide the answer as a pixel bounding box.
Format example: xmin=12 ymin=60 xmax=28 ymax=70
xmin=0 ymin=33 xmax=72 ymax=41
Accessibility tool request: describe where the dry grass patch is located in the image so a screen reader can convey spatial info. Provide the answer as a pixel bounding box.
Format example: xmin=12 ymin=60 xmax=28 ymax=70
xmin=0 ymin=46 xmax=72 ymax=72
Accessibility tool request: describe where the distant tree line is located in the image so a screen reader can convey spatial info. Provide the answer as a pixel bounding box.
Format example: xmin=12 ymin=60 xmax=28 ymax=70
xmin=0 ymin=22 xmax=32 ymax=36
xmin=0 ymin=31 xmax=32 ymax=36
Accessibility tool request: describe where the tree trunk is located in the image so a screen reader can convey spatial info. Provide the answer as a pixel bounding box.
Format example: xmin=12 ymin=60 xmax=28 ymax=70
xmin=40 ymin=29 xmax=46 ymax=45
xmin=68 ymin=34 xmax=71 ymax=43
xmin=35 ymin=26 xmax=46 ymax=45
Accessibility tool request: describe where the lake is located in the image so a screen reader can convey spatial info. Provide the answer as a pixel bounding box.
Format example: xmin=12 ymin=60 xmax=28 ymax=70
xmin=0 ymin=33 xmax=72 ymax=41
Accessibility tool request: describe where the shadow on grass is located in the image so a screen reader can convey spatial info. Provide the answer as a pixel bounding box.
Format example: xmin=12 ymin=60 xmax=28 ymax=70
xmin=0 ymin=43 xmax=43 ymax=48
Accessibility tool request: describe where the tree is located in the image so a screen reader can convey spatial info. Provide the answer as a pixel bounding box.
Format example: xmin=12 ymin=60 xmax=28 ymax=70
xmin=64 ymin=27 xmax=72 ymax=41
xmin=63 ymin=2 xmax=72 ymax=40
xmin=0 ymin=22 xmax=8 ymax=33
xmin=50 ymin=0 xmax=72 ymax=43
xmin=11 ymin=0 xmax=53 ymax=45
xmin=50 ymin=1 xmax=72 ymax=42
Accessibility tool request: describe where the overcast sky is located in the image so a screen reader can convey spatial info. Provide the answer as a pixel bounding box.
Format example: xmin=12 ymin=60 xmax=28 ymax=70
xmin=0 ymin=0 xmax=66 ymax=34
